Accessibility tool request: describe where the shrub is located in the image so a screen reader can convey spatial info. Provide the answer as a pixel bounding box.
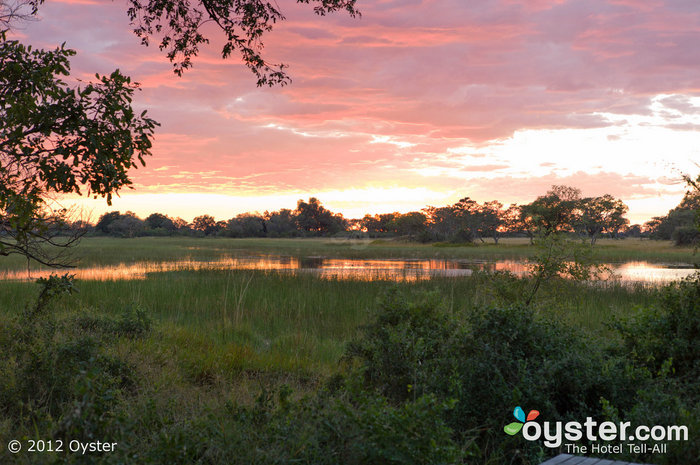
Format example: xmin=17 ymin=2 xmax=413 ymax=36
xmin=344 ymin=289 xmax=647 ymax=463
xmin=73 ymin=304 xmax=152 ymax=339
xmin=613 ymin=273 xmax=700 ymax=385
xmin=0 ymin=278 xmax=148 ymax=460
xmin=139 ymin=387 xmax=459 ymax=465
xmin=344 ymin=288 xmax=456 ymax=403
xmin=672 ymin=225 xmax=700 ymax=246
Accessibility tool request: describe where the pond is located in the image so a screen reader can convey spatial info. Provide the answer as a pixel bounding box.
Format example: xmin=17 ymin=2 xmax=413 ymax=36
xmin=1 ymin=254 xmax=696 ymax=284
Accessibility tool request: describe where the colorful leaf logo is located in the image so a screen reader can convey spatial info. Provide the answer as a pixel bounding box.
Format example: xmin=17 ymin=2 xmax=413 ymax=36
xmin=504 ymin=406 xmax=540 ymax=435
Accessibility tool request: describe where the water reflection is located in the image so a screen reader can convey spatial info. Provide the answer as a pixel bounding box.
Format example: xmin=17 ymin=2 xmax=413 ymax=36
xmin=0 ymin=255 xmax=695 ymax=284
xmin=611 ymin=261 xmax=696 ymax=283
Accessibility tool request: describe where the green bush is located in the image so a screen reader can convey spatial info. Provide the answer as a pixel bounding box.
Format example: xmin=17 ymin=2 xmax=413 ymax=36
xmin=344 ymin=289 xmax=648 ymax=463
xmin=0 ymin=278 xmax=152 ymax=463
xmin=613 ymin=273 xmax=700 ymax=384
xmin=671 ymin=225 xmax=699 ymax=246
xmin=73 ymin=304 xmax=152 ymax=339
xmin=139 ymin=388 xmax=459 ymax=465
xmin=344 ymin=288 xmax=455 ymax=403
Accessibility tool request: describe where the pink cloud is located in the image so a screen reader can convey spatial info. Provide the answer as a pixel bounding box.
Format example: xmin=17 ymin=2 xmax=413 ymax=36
xmin=12 ymin=0 xmax=700 ymax=222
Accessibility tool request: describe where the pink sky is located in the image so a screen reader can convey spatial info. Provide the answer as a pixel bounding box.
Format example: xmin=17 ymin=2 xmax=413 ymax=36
xmin=14 ymin=0 xmax=700 ymax=224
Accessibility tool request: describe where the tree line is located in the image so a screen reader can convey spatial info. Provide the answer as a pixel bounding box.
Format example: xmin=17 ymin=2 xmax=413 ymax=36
xmin=78 ymin=184 xmax=697 ymax=244
xmin=644 ymin=190 xmax=700 ymax=244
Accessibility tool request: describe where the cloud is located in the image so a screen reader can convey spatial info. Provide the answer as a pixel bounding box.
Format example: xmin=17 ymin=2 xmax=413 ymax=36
xmin=14 ymin=0 xmax=700 ymax=222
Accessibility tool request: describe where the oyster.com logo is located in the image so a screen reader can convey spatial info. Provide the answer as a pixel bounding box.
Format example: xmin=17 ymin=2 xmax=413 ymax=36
xmin=502 ymin=405 xmax=688 ymax=454
xmin=504 ymin=406 xmax=540 ymax=436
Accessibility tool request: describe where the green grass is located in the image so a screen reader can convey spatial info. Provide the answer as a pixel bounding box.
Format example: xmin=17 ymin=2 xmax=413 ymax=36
xmin=0 ymin=267 xmax=660 ymax=377
xmin=0 ymin=236 xmax=676 ymax=381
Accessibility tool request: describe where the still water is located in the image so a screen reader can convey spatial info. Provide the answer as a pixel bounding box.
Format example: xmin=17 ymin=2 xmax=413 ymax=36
xmin=1 ymin=254 xmax=696 ymax=284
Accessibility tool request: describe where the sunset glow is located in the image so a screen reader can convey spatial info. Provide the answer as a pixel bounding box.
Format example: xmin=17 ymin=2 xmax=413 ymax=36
xmin=16 ymin=0 xmax=700 ymax=224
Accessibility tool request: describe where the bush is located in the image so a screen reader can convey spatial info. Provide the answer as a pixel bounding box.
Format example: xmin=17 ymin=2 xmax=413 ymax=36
xmin=344 ymin=288 xmax=455 ymax=403
xmin=141 ymin=387 xmax=459 ymax=465
xmin=344 ymin=289 xmax=648 ymax=463
xmin=672 ymin=225 xmax=700 ymax=246
xmin=613 ymin=273 xmax=700 ymax=385
xmin=0 ymin=278 xmax=151 ymax=462
xmin=73 ymin=304 xmax=151 ymax=339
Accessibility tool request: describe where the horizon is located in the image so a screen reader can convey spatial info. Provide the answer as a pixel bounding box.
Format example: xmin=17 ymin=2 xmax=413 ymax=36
xmin=12 ymin=0 xmax=700 ymax=225
xmin=67 ymin=188 xmax=672 ymax=227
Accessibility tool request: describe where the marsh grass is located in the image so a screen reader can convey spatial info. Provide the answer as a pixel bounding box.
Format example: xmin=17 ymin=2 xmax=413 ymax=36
xmin=0 ymin=237 xmax=696 ymax=275
xmin=0 ymin=267 xmax=658 ymax=377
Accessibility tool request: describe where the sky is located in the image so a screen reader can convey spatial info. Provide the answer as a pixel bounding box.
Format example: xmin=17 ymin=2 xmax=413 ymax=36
xmin=12 ymin=0 xmax=700 ymax=224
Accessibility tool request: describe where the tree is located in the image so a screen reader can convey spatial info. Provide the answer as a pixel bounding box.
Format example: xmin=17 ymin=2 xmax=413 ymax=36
xmin=1 ymin=0 xmax=37 ymax=30
xmin=192 ymin=214 xmax=218 ymax=235
xmin=577 ymin=195 xmax=629 ymax=245
xmin=361 ymin=213 xmax=397 ymax=236
xmin=423 ymin=205 xmax=460 ymax=242
xmin=295 ymin=197 xmax=345 ymax=235
xmin=225 ymin=212 xmax=266 ymax=237
xmin=478 ymin=200 xmax=504 ymax=244
xmin=389 ymin=211 xmax=427 ymax=237
xmin=265 ymin=208 xmax=297 ymax=237
xmin=107 ymin=211 xmax=145 ymax=238
xmin=522 ymin=185 xmax=581 ymax=236
xmin=30 ymin=0 xmax=360 ymax=86
xmin=145 ymin=212 xmax=177 ymax=233
xmin=525 ymin=233 xmax=608 ymax=306
xmin=94 ymin=211 xmax=123 ymax=234
xmin=501 ymin=203 xmax=531 ymax=241
xmin=645 ymin=191 xmax=700 ymax=241
xmin=0 ymin=33 xmax=158 ymax=266
xmin=625 ymin=224 xmax=643 ymax=238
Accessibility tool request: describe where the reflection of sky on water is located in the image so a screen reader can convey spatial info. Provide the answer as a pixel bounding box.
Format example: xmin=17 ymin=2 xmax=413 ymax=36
xmin=611 ymin=262 xmax=697 ymax=284
xmin=0 ymin=256 xmax=696 ymax=284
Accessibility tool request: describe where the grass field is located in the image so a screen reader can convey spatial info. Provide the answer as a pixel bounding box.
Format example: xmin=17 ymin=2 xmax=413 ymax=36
xmin=0 ymin=237 xmax=696 ymax=464
xmin=1 ymin=269 xmax=660 ymax=374
xmin=0 ymin=236 xmax=671 ymax=375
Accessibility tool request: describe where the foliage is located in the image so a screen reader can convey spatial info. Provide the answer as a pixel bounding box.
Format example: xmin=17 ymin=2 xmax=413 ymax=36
xmin=0 ymin=278 xmax=148 ymax=449
xmin=223 ymin=212 xmax=267 ymax=237
xmin=144 ymin=212 xmax=177 ymax=233
xmin=0 ymin=0 xmax=37 ymax=31
xmin=645 ymin=191 xmax=700 ymax=240
xmin=576 ymin=194 xmax=629 ymax=244
xmin=75 ymin=184 xmax=640 ymax=243
xmin=295 ymin=197 xmax=346 ymax=235
xmin=423 ymin=197 xmax=504 ymax=243
xmin=612 ymin=273 xmax=700 ymax=385
xmin=73 ymin=304 xmax=152 ymax=339
xmin=33 ymin=0 xmax=360 ymax=85
xmin=31 ymin=272 xmax=77 ymax=318
xmin=344 ymin=288 xmax=455 ymax=402
xmin=525 ymin=232 xmax=609 ymax=305
xmin=126 ymin=387 xmax=458 ymax=465
xmin=264 ymin=208 xmax=298 ymax=237
xmin=671 ymin=225 xmax=699 ymax=246
xmin=1 ymin=248 xmax=698 ymax=464
xmin=226 ymin=389 xmax=457 ymax=465
xmin=521 ymin=185 xmax=581 ymax=235
xmin=361 ymin=213 xmax=399 ymax=236
xmin=390 ymin=211 xmax=428 ymax=237
xmin=344 ymin=289 xmax=649 ymax=464
xmin=0 ymin=33 xmax=157 ymax=265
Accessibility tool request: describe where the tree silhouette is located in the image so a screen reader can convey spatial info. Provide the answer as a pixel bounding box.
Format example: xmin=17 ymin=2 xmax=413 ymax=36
xmin=29 ymin=0 xmax=360 ymax=86
xmin=0 ymin=36 xmax=157 ymax=266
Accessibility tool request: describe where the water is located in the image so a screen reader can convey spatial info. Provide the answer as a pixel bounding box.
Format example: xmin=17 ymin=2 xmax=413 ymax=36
xmin=1 ymin=254 xmax=696 ymax=284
